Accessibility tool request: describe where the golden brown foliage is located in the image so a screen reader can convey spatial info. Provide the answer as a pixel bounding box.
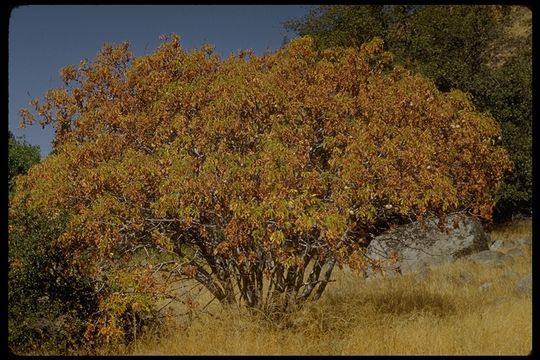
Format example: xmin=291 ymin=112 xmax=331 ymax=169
xmin=12 ymin=34 xmax=510 ymax=343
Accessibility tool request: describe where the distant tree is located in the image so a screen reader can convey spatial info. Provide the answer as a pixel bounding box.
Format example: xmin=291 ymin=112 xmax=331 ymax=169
xmin=470 ymin=41 xmax=532 ymax=219
xmin=8 ymin=131 xmax=40 ymax=194
xmin=284 ymin=5 xmax=388 ymax=50
xmin=12 ymin=35 xmax=510 ymax=344
xmin=284 ymin=4 xmax=532 ymax=220
xmin=390 ymin=5 xmax=506 ymax=91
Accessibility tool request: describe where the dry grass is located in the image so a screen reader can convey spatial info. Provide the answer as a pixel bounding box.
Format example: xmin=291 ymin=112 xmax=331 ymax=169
xmin=103 ymin=219 xmax=532 ymax=355
xmin=489 ymin=218 xmax=532 ymax=241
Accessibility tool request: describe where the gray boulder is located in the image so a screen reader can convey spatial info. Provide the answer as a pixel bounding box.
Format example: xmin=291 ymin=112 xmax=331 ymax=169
xmin=489 ymin=239 xmax=504 ymax=251
xmin=365 ymin=213 xmax=489 ymax=276
xmin=504 ymin=240 xmax=519 ymax=249
xmin=506 ymin=247 xmax=524 ymax=258
xmin=467 ymin=250 xmax=506 ymax=266
xmin=518 ymin=239 xmax=532 ymax=247
xmin=514 ymin=273 xmax=532 ymax=297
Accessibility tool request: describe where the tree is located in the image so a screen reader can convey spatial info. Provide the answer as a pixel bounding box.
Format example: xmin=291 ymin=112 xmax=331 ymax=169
xmin=470 ymin=46 xmax=532 ymax=219
xmin=466 ymin=7 xmax=532 ymax=219
xmin=8 ymin=131 xmax=40 ymax=194
xmin=390 ymin=5 xmax=506 ymax=91
xmin=11 ymin=34 xmax=510 ymax=343
xmin=285 ymin=5 xmax=532 ymax=220
xmin=284 ymin=5 xmax=389 ymax=50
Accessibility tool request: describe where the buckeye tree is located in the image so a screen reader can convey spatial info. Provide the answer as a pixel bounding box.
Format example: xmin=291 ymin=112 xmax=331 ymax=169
xmin=11 ymin=34 xmax=510 ymax=341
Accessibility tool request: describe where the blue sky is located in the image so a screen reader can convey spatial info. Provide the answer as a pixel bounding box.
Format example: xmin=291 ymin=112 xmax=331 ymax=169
xmin=8 ymin=5 xmax=313 ymax=157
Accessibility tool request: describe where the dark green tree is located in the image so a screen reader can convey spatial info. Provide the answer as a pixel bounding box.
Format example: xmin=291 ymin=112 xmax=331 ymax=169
xmin=8 ymin=131 xmax=40 ymax=194
xmin=470 ymin=40 xmax=532 ymax=218
xmin=390 ymin=6 xmax=505 ymax=91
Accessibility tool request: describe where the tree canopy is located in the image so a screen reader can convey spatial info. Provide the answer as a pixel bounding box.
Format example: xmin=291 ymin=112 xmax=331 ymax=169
xmin=285 ymin=5 xmax=532 ymax=219
xmin=8 ymin=131 xmax=40 ymax=194
xmin=11 ymin=34 xmax=510 ymax=343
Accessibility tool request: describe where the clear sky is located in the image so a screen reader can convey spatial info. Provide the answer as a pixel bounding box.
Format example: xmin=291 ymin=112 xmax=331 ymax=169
xmin=8 ymin=5 xmax=313 ymax=157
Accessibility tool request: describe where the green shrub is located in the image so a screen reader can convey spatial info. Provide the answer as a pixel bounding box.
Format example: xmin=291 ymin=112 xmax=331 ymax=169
xmin=8 ymin=209 xmax=97 ymax=354
xmin=8 ymin=131 xmax=40 ymax=195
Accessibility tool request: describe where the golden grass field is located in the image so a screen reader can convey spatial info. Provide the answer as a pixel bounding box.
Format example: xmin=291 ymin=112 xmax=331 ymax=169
xmin=94 ymin=219 xmax=532 ymax=355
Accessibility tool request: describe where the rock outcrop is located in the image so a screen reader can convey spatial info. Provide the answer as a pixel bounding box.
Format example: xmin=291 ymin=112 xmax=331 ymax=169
xmin=467 ymin=250 xmax=507 ymax=266
xmin=365 ymin=213 xmax=489 ymax=276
